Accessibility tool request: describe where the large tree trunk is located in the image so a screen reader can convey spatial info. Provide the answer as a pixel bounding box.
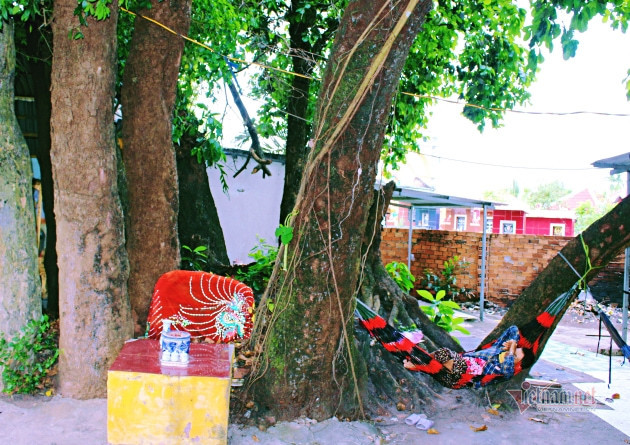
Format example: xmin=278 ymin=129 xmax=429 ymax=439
xmin=50 ymin=0 xmax=133 ymax=398
xmin=249 ymin=0 xmax=433 ymax=421
xmin=0 ymin=21 xmax=42 ymax=385
xmin=352 ymin=189 xmax=630 ymax=410
xmin=175 ymin=129 xmax=229 ymax=269
xmin=484 ymin=193 xmax=630 ymax=397
xmin=26 ymin=23 xmax=59 ymax=318
xmin=357 ymin=191 xmax=630 ymax=408
xmin=354 ymin=182 xmax=461 ymax=413
xmin=121 ymin=0 xmax=191 ymax=334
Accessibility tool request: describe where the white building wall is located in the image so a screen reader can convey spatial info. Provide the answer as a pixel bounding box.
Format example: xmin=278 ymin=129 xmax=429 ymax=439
xmin=207 ymin=150 xmax=285 ymax=264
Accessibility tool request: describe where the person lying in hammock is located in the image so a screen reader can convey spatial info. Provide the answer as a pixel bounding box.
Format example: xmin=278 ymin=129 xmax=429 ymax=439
xmin=356 ymin=283 xmax=580 ymax=389
xmin=403 ymin=325 xmax=536 ymax=388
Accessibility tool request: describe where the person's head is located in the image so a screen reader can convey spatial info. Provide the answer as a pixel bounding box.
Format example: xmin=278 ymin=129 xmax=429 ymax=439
xmin=515 ymin=347 xmax=535 ymax=369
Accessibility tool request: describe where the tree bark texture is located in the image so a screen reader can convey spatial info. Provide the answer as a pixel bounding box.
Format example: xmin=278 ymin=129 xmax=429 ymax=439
xmin=250 ymin=0 xmax=433 ymax=421
xmin=484 ymin=193 xmax=630 ymax=396
xmin=50 ymin=1 xmax=133 ymax=398
xmin=121 ymin=0 xmax=191 ymax=334
xmin=175 ymin=131 xmax=229 ymax=269
xmin=354 ymin=182 xmax=462 ymax=414
xmin=0 ymin=21 xmax=42 ymax=375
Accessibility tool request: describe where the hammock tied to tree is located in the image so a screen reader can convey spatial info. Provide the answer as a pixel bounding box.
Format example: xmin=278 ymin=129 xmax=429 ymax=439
xmin=356 ymin=240 xmax=608 ymax=390
xmin=355 ymin=281 xmax=580 ymax=389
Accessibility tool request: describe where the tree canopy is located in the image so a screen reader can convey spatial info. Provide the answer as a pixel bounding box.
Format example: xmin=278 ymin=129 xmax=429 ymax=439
xmin=211 ymin=0 xmax=630 ymax=172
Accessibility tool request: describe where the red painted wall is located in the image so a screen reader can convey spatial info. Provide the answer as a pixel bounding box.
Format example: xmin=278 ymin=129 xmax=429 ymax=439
xmin=492 ymin=209 xmax=526 ymax=234
xmin=526 ymin=217 xmax=574 ymax=236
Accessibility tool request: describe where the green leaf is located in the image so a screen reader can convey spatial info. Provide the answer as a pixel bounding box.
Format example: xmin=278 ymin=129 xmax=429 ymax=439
xmin=439 ymin=300 xmax=461 ymax=309
xmin=275 ymin=225 xmax=294 ymax=245
xmin=420 ymin=306 xmax=435 ymax=319
xmin=0 ymin=316 xmax=58 ymax=394
xmin=452 ymin=325 xmax=471 ymax=335
xmin=437 ymin=319 xmax=452 ymax=331
xmin=417 ymin=289 xmax=435 ymax=301
xmin=386 ymin=262 xmax=416 ymax=293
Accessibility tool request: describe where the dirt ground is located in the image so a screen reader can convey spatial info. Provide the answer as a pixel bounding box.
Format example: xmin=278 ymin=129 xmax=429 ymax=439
xmin=1 ymin=304 xmax=629 ymax=445
xmin=1 ymin=389 xmax=627 ymax=445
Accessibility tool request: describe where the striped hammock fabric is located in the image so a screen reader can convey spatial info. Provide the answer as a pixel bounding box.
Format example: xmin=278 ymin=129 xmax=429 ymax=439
xmin=355 ymin=283 xmax=578 ymax=389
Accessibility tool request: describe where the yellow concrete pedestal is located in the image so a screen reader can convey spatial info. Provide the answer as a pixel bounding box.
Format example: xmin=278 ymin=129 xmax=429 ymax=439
xmin=107 ymin=339 xmax=233 ymax=445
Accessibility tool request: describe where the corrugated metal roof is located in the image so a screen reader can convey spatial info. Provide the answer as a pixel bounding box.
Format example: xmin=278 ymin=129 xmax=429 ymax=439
xmin=388 ymin=186 xmax=501 ymax=208
xmin=592 ymin=152 xmax=630 ymax=175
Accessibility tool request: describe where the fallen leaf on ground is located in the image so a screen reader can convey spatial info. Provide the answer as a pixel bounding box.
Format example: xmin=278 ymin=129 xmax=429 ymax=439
xmin=252 ymin=435 xmax=260 ymax=442
xmin=470 ymin=425 xmax=487 ymax=432
xmin=491 ymin=403 xmax=501 ymax=410
xmin=427 ymin=428 xmax=439 ymax=434
xmin=612 ymin=393 xmax=620 ymax=399
xmin=528 ymin=417 xmax=548 ymax=424
xmin=487 ymin=408 xmax=499 ymax=416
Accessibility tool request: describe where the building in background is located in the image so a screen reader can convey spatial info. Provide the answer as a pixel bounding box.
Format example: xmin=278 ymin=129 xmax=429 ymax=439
xmin=387 ymin=194 xmax=576 ymax=237
xmin=207 ymin=149 xmax=285 ymax=264
xmin=491 ymin=206 xmax=574 ymax=236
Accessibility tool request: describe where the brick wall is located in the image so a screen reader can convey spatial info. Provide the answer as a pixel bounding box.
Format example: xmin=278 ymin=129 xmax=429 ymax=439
xmin=381 ymin=229 xmax=481 ymax=292
xmin=381 ymin=228 xmax=624 ymax=306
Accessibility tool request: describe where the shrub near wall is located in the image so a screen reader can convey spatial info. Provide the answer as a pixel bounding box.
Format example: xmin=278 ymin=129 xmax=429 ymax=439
xmin=381 ymin=228 xmax=574 ymax=306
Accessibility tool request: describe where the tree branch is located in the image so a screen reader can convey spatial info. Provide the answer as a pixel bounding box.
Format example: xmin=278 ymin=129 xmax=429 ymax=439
xmin=225 ymin=78 xmax=272 ymax=178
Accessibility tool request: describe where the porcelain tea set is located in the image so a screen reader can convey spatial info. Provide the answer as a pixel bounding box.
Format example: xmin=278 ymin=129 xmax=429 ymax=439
xmin=159 ymin=319 xmax=191 ymax=366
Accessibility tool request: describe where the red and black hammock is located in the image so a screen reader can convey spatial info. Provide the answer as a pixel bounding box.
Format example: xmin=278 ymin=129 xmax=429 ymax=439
xmin=355 ymin=284 xmax=579 ymax=389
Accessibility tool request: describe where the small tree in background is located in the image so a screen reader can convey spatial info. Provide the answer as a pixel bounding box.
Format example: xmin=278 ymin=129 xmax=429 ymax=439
xmin=523 ymin=181 xmax=572 ymax=210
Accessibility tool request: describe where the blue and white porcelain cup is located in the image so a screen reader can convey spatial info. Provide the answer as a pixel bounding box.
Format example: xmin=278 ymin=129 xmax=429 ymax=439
xmin=160 ymin=330 xmax=191 ymax=366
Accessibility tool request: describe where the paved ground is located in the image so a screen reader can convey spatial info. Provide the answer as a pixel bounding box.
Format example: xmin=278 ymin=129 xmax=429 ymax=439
xmin=1 ymin=306 xmax=629 ymax=444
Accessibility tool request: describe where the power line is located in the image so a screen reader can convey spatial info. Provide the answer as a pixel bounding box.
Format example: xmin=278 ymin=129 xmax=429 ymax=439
xmin=402 ymin=93 xmax=630 ymax=118
xmin=121 ymin=7 xmax=630 ymax=119
xmin=421 ymin=153 xmax=597 ymax=171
